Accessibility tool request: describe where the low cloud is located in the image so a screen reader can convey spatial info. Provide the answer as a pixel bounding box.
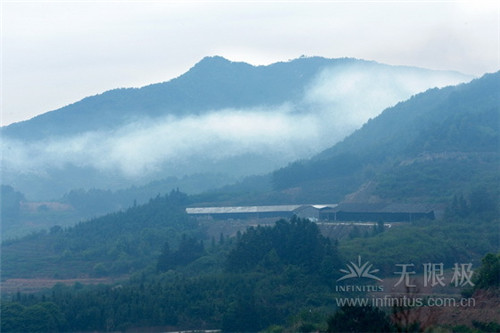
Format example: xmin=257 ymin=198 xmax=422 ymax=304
xmin=1 ymin=65 xmax=472 ymax=190
xmin=304 ymin=63 xmax=470 ymax=130
xmin=2 ymin=107 xmax=321 ymax=178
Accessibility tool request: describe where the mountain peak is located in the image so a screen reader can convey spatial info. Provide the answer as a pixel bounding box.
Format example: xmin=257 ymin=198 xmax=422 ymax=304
xmin=199 ymin=55 xmax=231 ymax=63
xmin=192 ymin=55 xmax=239 ymax=69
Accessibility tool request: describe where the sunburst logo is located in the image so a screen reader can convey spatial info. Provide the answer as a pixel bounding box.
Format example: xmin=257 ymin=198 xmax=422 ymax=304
xmin=337 ymin=256 xmax=382 ymax=282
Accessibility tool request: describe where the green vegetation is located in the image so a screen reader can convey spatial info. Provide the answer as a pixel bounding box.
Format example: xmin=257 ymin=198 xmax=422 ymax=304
xmin=1 ymin=69 xmax=499 ymax=332
xmin=2 ymin=56 xmax=372 ymax=201
xmin=1 ymin=185 xmax=25 ymax=236
xmin=226 ymin=216 xmax=341 ymax=275
xmin=327 ymin=305 xmax=394 ymax=332
xmin=339 ymin=191 xmax=499 ymax=274
xmin=1 ymin=217 xmax=342 ymax=332
xmin=271 ymin=72 xmax=500 ymax=203
xmin=1 ymin=190 xmax=192 ymax=279
xmin=0 ymin=302 xmax=66 ymax=332
xmin=61 ymin=173 xmax=240 ymax=216
xmin=472 ymin=253 xmax=500 ymax=290
xmin=157 ymin=235 xmax=205 ymax=272
xmin=2 ymin=197 xmax=499 ymax=332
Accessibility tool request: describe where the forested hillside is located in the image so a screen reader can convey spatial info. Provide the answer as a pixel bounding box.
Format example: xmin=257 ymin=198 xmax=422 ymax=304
xmin=2 ymin=56 xmax=466 ymax=141
xmin=1 ymin=215 xmax=344 ymax=332
xmin=2 ymin=208 xmax=498 ymax=332
xmin=1 ymin=70 xmax=498 ymax=333
xmin=271 ymin=71 xmax=500 ymax=203
xmin=1 ymin=56 xmax=470 ymax=202
xmin=1 ymin=190 xmax=192 ymax=279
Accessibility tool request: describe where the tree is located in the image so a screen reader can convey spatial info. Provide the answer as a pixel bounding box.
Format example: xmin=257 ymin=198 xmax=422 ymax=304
xmin=469 ymin=188 xmax=498 ymax=216
xmin=157 ymin=236 xmax=205 ymax=272
xmin=0 ymin=185 xmax=25 ymax=226
xmin=1 ymin=302 xmax=25 ymax=332
xmin=22 ymin=303 xmax=65 ymax=332
xmin=327 ymin=305 xmax=394 ymax=332
xmin=473 ymin=253 xmax=500 ymax=290
xmin=226 ymin=218 xmax=339 ymax=273
xmin=373 ymin=220 xmax=384 ymax=235
xmin=157 ymin=242 xmax=173 ymax=272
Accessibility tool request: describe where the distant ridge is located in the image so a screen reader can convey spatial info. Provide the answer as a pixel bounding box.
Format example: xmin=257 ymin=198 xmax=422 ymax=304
xmin=270 ymin=71 xmax=500 ymax=203
xmin=1 ymin=56 xmax=473 ymax=200
xmin=1 ymin=56 xmax=469 ymax=141
xmin=1 ymin=56 xmax=344 ymax=140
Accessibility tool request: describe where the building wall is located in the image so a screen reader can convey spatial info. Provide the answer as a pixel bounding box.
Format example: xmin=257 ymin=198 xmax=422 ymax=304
xmin=319 ymin=210 xmax=435 ymax=222
xmin=203 ymin=211 xmax=296 ymax=220
xmin=294 ymin=206 xmax=321 ymax=219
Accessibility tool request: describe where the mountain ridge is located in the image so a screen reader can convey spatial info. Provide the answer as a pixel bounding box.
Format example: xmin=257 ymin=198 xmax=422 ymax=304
xmin=1 ymin=68 xmax=496 ymax=241
xmin=269 ymin=71 xmax=500 ymax=203
xmin=2 ymin=55 xmax=333 ymax=140
xmin=1 ymin=56 xmax=471 ymax=141
xmin=1 ymin=56 xmax=474 ymax=201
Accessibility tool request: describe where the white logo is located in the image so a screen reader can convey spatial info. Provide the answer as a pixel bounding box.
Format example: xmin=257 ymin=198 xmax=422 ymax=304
xmin=337 ymin=256 xmax=382 ymax=282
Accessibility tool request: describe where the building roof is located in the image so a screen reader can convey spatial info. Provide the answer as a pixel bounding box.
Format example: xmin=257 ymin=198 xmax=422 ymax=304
xmin=320 ymin=202 xmax=435 ymax=213
xmin=309 ymin=204 xmax=338 ymax=210
xmin=186 ymin=205 xmax=302 ymax=215
xmin=186 ymin=204 xmax=338 ymax=215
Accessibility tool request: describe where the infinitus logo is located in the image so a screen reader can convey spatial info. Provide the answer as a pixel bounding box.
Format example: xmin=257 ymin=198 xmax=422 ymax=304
xmin=336 ymin=256 xmax=384 ymax=292
xmin=337 ymin=256 xmax=382 ymax=282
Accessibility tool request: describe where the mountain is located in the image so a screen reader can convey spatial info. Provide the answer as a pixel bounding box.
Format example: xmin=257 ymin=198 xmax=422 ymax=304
xmin=1 ymin=67 xmax=498 ymax=333
xmin=0 ymin=56 xmax=469 ymax=141
xmin=1 ymin=56 xmax=472 ymax=200
xmin=2 ymin=56 xmax=334 ymax=140
xmin=1 ymin=190 xmax=191 ymax=280
xmin=269 ymin=71 xmax=500 ymax=204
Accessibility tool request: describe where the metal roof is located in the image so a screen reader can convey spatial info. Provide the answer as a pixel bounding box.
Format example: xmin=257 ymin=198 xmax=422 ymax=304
xmin=319 ymin=202 xmax=435 ymax=213
xmin=309 ymin=204 xmax=338 ymax=210
xmin=186 ymin=204 xmax=338 ymax=215
xmin=186 ymin=205 xmax=301 ymax=215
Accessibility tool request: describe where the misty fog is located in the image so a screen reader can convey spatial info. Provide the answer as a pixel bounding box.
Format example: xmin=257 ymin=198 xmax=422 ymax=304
xmin=1 ymin=64 xmax=471 ymax=197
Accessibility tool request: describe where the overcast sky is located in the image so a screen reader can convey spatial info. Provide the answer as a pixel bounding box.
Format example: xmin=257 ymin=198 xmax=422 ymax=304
xmin=1 ymin=1 xmax=499 ymax=126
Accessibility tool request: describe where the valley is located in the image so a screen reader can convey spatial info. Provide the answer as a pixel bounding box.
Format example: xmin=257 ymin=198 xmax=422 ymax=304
xmin=1 ymin=59 xmax=498 ymax=332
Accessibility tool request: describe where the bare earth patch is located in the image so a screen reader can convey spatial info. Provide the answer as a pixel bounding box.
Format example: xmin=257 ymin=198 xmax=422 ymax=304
xmin=1 ymin=276 xmax=126 ymax=294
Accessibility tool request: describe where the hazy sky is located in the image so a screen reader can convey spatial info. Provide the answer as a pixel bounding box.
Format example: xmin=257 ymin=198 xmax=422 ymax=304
xmin=1 ymin=1 xmax=499 ymax=126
